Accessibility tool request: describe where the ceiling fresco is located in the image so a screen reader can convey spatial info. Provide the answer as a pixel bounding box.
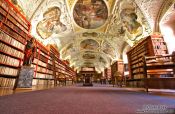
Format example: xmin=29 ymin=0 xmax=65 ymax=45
xmin=73 ymin=0 xmax=108 ymax=29
xmin=80 ymin=39 xmax=99 ymax=50
xmin=119 ymin=1 xmax=143 ymax=41
xmin=82 ymin=53 xmax=96 ymax=59
xmin=36 ymin=6 xmax=67 ymax=39
xmin=13 ymin=0 xmax=175 ymax=72
xmin=102 ymin=41 xmax=116 ymax=58
xmin=106 ymin=0 xmax=152 ymax=46
xmin=30 ymin=0 xmax=73 ymax=42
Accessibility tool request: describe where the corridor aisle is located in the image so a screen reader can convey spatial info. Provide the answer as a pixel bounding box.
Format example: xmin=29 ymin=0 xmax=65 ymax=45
xmin=0 ymin=85 xmax=175 ymax=114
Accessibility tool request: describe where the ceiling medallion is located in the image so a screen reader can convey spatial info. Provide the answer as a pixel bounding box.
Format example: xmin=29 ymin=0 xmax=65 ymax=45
xmin=73 ymin=0 xmax=108 ymax=29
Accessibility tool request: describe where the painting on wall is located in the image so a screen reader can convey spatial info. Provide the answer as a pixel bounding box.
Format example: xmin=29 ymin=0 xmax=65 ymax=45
xmin=82 ymin=53 xmax=96 ymax=59
xmin=36 ymin=6 xmax=67 ymax=39
xmin=73 ymin=0 xmax=108 ymax=29
xmin=80 ymin=39 xmax=99 ymax=50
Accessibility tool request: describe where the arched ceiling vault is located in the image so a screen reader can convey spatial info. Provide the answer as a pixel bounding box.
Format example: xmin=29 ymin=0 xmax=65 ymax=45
xmin=13 ymin=0 xmax=175 ymax=72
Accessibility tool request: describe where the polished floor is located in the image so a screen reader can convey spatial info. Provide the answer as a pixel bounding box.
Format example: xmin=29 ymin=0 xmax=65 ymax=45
xmin=0 ymin=84 xmax=175 ymax=114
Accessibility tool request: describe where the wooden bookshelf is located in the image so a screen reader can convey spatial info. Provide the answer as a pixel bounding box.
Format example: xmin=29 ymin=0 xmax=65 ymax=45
xmin=31 ymin=41 xmax=54 ymax=86
xmin=0 ymin=0 xmax=30 ymax=88
xmin=111 ymin=60 xmax=124 ymax=77
xmin=31 ymin=44 xmax=75 ymax=86
xmin=48 ymin=45 xmax=75 ymax=85
xmin=48 ymin=45 xmax=59 ymax=85
xmin=0 ymin=0 xmax=75 ymax=88
xmin=127 ymin=35 xmax=168 ymax=80
xmin=104 ymin=68 xmax=111 ymax=79
xmin=111 ymin=60 xmax=124 ymax=86
xmin=143 ymin=54 xmax=175 ymax=91
xmin=104 ymin=67 xmax=111 ymax=84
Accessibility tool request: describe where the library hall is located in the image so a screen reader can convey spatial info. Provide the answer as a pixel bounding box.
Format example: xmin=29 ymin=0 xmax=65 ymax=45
xmin=0 ymin=0 xmax=175 ymax=114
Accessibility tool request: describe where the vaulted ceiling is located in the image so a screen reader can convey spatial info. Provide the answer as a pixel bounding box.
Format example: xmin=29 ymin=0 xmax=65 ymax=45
xmin=13 ymin=0 xmax=175 ymax=72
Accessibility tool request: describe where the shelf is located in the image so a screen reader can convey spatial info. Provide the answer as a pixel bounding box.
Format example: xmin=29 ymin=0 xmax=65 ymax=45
xmin=0 ymin=7 xmax=7 ymax=18
xmin=32 ymin=63 xmax=47 ymax=69
xmin=131 ymin=52 xmax=148 ymax=62
xmin=37 ymin=51 xmax=49 ymax=58
xmin=130 ymin=45 xmax=146 ymax=56
xmin=33 ymin=77 xmax=54 ymax=80
xmin=126 ymin=79 xmax=143 ymax=81
xmin=144 ymin=77 xmax=175 ymax=90
xmin=39 ymin=54 xmax=49 ymax=61
xmin=0 ymin=38 xmax=24 ymax=52
xmin=128 ymin=41 xmax=146 ymax=53
xmin=0 ymin=25 xmax=26 ymax=44
xmin=32 ymin=43 xmax=75 ymax=80
xmin=132 ymin=71 xmax=144 ymax=75
xmin=0 ymin=50 xmax=22 ymax=60
xmin=0 ymin=62 xmax=19 ymax=68
xmin=0 ymin=0 xmax=31 ymax=84
xmin=0 ymin=74 xmax=17 ymax=78
xmin=131 ymin=65 xmax=143 ymax=70
xmin=146 ymin=62 xmax=174 ymax=66
xmin=36 ymin=58 xmax=48 ymax=65
xmin=6 ymin=12 xmax=28 ymax=31
xmin=127 ymin=35 xmax=169 ymax=80
xmin=47 ymin=66 xmax=54 ymax=70
xmin=4 ymin=0 xmax=30 ymax=28
xmin=6 ymin=16 xmax=28 ymax=34
xmin=0 ymin=3 xmax=9 ymax=14
xmin=3 ymin=19 xmax=27 ymax=40
xmin=34 ymin=71 xmax=53 ymax=75
xmin=144 ymin=55 xmax=175 ymax=80
xmin=131 ymin=59 xmax=144 ymax=65
xmin=47 ymin=62 xmax=53 ymax=66
xmin=147 ymin=71 xmax=173 ymax=75
xmin=7 ymin=10 xmax=29 ymax=31
xmin=36 ymin=43 xmax=49 ymax=55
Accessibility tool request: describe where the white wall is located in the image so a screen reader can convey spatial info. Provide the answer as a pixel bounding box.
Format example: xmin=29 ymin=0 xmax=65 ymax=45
xmin=160 ymin=4 xmax=175 ymax=54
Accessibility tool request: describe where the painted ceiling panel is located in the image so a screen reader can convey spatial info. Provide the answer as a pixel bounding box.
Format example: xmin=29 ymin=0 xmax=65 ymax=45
xmin=13 ymin=0 xmax=171 ymax=72
xmin=30 ymin=0 xmax=73 ymax=43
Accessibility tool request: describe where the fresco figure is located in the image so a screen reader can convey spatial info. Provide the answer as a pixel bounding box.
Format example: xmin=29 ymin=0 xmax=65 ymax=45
xmin=122 ymin=12 xmax=143 ymax=40
xmin=103 ymin=42 xmax=115 ymax=58
xmin=80 ymin=39 xmax=99 ymax=50
xmin=37 ymin=7 xmax=67 ymax=39
xmin=119 ymin=1 xmax=143 ymax=41
xmin=73 ymin=0 xmax=108 ymax=29
xmin=83 ymin=53 xmax=96 ymax=59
